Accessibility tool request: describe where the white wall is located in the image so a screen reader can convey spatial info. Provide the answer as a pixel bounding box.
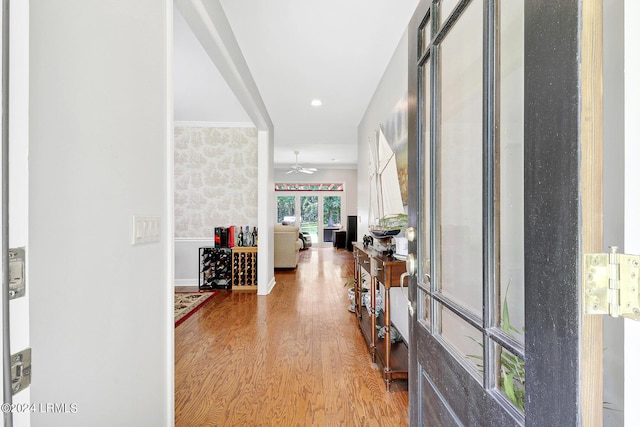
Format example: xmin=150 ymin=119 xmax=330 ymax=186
xmin=258 ymin=130 xmax=276 ymax=294
xmin=358 ymin=30 xmax=409 ymax=241
xmin=357 ymin=29 xmax=409 ymax=341
xmin=29 ymin=2 xmax=172 ymax=426
xmin=173 ymin=6 xmax=250 ymax=123
xmin=175 ymin=238 xmax=212 ymax=286
xmin=2 ymin=2 xmax=31 ymax=426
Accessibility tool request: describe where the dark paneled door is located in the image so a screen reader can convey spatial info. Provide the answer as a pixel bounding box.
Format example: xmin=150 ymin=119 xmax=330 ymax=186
xmin=407 ymin=0 xmax=603 ymax=425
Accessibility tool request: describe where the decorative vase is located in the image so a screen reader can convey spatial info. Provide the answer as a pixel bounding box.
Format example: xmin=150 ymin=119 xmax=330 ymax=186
xmin=363 ymin=290 xmax=383 ymax=318
xmin=347 ymin=288 xmax=369 ymax=312
xmin=347 ymin=288 xmax=356 ymax=312
xmin=376 ymin=325 xmax=402 ymax=343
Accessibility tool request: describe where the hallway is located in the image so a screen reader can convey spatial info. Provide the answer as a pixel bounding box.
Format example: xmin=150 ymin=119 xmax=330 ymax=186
xmin=175 ymin=247 xmax=409 ymax=426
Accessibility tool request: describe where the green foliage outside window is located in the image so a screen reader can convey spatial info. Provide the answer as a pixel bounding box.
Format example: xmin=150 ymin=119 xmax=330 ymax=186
xmin=277 ymin=196 xmax=295 ymax=223
xmin=323 ymin=196 xmax=341 ymax=226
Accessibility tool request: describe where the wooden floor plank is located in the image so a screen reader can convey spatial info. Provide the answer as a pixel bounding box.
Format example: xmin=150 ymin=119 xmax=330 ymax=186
xmin=175 ymin=247 xmax=409 ymax=426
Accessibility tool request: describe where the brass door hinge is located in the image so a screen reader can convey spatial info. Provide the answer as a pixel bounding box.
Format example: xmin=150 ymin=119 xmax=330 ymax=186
xmin=584 ymin=247 xmax=640 ymax=320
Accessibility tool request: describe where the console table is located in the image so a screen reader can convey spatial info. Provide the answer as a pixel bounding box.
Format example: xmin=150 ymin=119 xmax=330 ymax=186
xmin=353 ymin=243 xmax=408 ymax=391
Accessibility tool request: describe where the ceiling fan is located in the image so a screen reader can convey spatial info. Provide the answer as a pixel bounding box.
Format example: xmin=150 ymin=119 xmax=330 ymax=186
xmin=286 ymin=151 xmax=318 ymax=174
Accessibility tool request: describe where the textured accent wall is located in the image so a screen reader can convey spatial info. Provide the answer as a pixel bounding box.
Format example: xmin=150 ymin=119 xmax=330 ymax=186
xmin=175 ymin=126 xmax=258 ymax=237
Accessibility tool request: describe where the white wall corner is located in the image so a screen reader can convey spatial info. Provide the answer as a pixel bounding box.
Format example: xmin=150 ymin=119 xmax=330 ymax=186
xmin=259 ymin=277 xmax=277 ymax=296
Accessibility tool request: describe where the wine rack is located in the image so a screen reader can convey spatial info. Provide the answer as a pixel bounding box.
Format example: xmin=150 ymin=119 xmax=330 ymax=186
xmin=199 ymin=247 xmax=232 ymax=290
xmin=232 ymin=247 xmax=258 ymax=291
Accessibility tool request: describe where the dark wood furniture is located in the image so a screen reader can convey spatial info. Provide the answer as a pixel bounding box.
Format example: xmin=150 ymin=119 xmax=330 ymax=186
xmin=332 ymin=230 xmax=346 ymax=249
xmin=353 ymin=243 xmax=408 ymax=391
xmin=346 ymin=215 xmax=357 ymax=251
xmin=323 ymin=226 xmax=340 ymax=242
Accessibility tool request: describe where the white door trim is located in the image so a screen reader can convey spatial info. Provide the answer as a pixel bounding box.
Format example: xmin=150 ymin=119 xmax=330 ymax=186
xmin=624 ymin=1 xmax=640 ymax=425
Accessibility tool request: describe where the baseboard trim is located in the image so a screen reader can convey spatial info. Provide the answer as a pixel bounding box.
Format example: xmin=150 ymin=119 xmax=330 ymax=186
xmin=175 ymin=279 xmax=197 ymax=287
xmin=259 ymin=277 xmax=277 ymax=296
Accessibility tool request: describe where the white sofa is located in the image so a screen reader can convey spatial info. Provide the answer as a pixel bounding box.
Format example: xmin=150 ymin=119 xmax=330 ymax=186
xmin=274 ymin=224 xmax=303 ymax=268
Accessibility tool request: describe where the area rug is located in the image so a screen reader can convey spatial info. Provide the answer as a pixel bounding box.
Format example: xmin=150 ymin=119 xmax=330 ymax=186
xmin=174 ymin=291 xmax=218 ymax=327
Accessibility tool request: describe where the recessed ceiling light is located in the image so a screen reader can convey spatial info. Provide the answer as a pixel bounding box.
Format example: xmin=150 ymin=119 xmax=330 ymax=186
xmin=311 ymin=99 xmax=322 ymax=107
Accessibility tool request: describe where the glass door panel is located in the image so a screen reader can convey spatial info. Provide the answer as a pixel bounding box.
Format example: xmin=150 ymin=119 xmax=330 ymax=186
xmin=419 ymin=54 xmax=432 ymax=326
xmin=322 ymin=195 xmax=341 ymax=243
xmin=438 ymin=0 xmax=483 ymax=318
xmin=439 ymin=0 xmax=457 ymax=25
xmin=418 ymin=288 xmax=431 ymax=331
xmin=300 ymin=196 xmax=319 ymax=243
xmin=496 ymin=344 xmax=525 ymax=411
xmin=277 ymin=196 xmax=295 ymax=224
xmin=419 ymin=17 xmax=431 ymax=58
xmin=499 ymin=0 xmax=525 ymax=340
xmin=441 ymin=304 xmax=483 ymax=378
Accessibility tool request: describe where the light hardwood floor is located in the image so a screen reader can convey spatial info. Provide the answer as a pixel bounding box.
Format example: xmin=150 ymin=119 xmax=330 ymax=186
xmin=175 ymin=247 xmax=409 ymax=426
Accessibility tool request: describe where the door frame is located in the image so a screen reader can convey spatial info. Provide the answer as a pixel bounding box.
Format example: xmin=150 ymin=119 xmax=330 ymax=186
xmin=522 ymin=1 xmax=603 ymax=424
xmin=624 ymin=1 xmax=640 ymax=424
xmin=2 ymin=1 xmax=31 ymax=425
xmin=407 ymin=0 xmax=603 ymax=424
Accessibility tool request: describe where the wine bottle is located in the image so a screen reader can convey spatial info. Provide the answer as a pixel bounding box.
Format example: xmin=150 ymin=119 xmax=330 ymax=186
xmin=238 ymin=226 xmax=244 ymax=247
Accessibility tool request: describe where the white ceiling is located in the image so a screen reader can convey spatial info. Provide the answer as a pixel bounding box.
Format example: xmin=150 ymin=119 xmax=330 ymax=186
xmin=174 ymin=0 xmax=418 ymax=169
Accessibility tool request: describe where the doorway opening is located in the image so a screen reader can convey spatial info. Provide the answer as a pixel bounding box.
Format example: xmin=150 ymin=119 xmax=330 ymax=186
xmin=277 ymin=191 xmax=344 ymax=247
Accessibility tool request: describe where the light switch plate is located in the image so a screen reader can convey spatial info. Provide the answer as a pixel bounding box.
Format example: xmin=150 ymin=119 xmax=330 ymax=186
xmin=132 ymin=216 xmax=161 ymax=245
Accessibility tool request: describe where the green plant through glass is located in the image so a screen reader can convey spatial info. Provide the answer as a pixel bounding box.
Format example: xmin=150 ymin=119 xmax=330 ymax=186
xmin=468 ymin=282 xmax=525 ymax=411
xmin=499 ymin=296 xmax=525 ymax=411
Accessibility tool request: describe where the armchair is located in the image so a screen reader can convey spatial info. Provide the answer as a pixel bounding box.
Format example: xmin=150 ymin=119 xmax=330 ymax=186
xmin=274 ymin=224 xmax=303 ymax=268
